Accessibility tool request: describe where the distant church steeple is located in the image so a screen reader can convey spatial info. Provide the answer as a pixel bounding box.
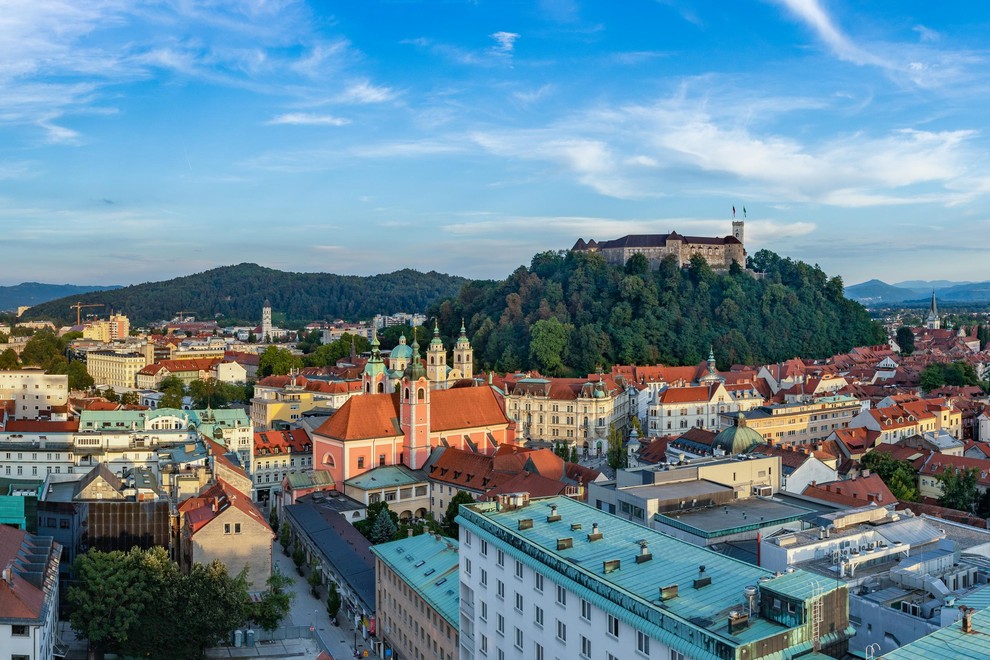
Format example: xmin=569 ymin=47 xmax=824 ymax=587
xmin=926 ymin=290 xmax=941 ymax=330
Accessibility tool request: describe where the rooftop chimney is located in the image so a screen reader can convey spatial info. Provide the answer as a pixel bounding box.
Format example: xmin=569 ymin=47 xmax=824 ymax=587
xmin=588 ymin=522 xmax=603 ymax=542
xmin=636 ymin=540 xmax=653 ymax=564
xmin=961 ymin=605 xmax=974 ymax=633
xmin=547 ymin=504 xmax=561 ymax=523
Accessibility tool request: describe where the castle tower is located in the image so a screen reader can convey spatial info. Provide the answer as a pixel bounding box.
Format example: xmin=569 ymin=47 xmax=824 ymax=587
xmin=926 ymin=290 xmax=940 ymax=330
xmin=452 ymin=319 xmax=474 ymax=380
xmin=401 ymin=336 xmax=431 ymax=469
xmin=362 ymin=325 xmax=387 ymax=393
xmin=426 ymin=321 xmax=447 ymax=387
xmin=261 ymin=299 xmax=273 ymax=341
xmin=732 ymin=220 xmax=744 ymax=245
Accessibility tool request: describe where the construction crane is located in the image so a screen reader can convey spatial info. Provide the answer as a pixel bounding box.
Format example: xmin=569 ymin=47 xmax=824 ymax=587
xmin=70 ymin=302 xmax=104 ymax=326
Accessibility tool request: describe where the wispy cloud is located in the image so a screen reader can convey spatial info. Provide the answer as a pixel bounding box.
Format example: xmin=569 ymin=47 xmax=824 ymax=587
xmin=490 ymin=31 xmax=520 ymax=55
xmin=267 ymin=113 xmax=349 ymax=126
xmin=0 ymin=1 xmax=386 ymax=142
xmin=774 ymin=0 xmax=887 ymax=67
xmin=335 ymin=80 xmax=396 ymax=104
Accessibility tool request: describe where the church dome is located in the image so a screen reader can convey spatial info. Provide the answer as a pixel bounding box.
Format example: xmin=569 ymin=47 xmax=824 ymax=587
xmin=390 ymin=335 xmax=414 ymax=360
xmin=712 ymin=414 xmax=764 ymax=455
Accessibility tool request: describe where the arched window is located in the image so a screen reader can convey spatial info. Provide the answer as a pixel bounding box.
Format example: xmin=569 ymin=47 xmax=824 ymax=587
xmin=377 ymin=382 xmax=385 ymax=393
xmin=404 ymin=387 xmax=410 ymax=401
xmin=418 ymin=388 xmax=426 ymax=402
xmin=323 ymin=453 xmax=335 ymax=468
xmin=365 ymin=382 xmax=371 ymax=393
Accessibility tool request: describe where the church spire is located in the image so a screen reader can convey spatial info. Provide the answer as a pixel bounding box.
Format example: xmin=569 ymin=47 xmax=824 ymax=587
xmin=926 ymin=289 xmax=941 ymax=330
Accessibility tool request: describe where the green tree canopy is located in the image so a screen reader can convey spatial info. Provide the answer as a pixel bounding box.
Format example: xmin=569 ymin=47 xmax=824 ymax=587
xmin=936 ymin=466 xmax=980 ymax=512
xmin=895 ymin=326 xmax=915 ymax=356
xmin=69 ymin=547 xmax=250 ymax=660
xmin=428 ymin=248 xmax=884 ymax=375
xmin=861 ymin=451 xmax=918 ymax=502
xmin=370 ymin=510 xmax=399 ymax=544
xmin=68 ymin=360 xmax=94 ymax=390
xmin=441 ymin=491 xmax=475 ymax=538
xmin=529 ymin=317 xmax=571 ymax=376
xmin=258 ymin=346 xmax=301 ymax=378
xmin=304 ymin=333 xmax=370 ymax=368
xmin=0 ymin=348 xmax=19 ymax=369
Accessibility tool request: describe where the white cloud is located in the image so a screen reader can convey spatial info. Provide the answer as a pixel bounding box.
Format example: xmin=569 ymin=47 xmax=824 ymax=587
xmin=335 ymin=80 xmax=396 ymax=104
xmin=267 ymin=113 xmax=349 ymax=126
xmin=774 ymin=0 xmax=888 ymax=67
xmin=490 ymin=31 xmax=520 ymax=55
xmin=913 ymin=25 xmax=941 ymax=43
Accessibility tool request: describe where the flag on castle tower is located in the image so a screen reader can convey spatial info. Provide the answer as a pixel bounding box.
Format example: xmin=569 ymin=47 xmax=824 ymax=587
xmin=732 ymin=206 xmax=736 ymax=218
xmin=743 ymin=206 xmax=747 ymax=218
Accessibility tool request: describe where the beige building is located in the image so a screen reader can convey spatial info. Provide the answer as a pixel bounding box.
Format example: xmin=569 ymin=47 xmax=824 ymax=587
xmin=177 ymin=479 xmax=274 ymax=588
xmin=719 ymin=395 xmax=862 ymax=445
xmin=648 ymin=381 xmax=763 ymax=436
xmin=82 ymin=314 xmax=130 ymax=342
xmin=572 ymin=221 xmax=745 ymax=270
xmin=371 ymin=533 xmax=459 ymax=660
xmin=343 ymin=465 xmax=430 ymax=522
xmin=85 ymin=349 xmax=152 ymax=389
xmin=498 ymin=374 xmax=631 ymax=452
xmin=0 ymin=368 xmax=68 ymax=418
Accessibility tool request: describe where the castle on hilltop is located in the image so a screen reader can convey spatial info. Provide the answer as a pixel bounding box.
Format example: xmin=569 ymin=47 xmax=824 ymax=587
xmin=572 ymin=220 xmax=746 ymax=271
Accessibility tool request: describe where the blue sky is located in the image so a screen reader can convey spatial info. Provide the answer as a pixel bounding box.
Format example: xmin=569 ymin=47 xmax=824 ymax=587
xmin=2 ymin=0 xmax=990 ymax=287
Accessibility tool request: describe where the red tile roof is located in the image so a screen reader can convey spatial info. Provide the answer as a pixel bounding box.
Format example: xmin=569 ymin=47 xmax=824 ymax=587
xmin=802 ymin=474 xmax=895 ymax=507
xmin=639 ymin=437 xmax=670 ymax=464
xmin=919 ymin=454 xmax=990 ymax=487
xmin=0 ymin=526 xmax=55 ymax=621
xmin=179 ymin=479 xmax=273 ymax=537
xmin=254 ymin=428 xmax=312 ymax=457
xmin=1 ymin=419 xmax=79 ymax=433
xmin=480 ymin=471 xmax=575 ymax=500
xmin=314 ymin=387 xmax=510 ymax=441
xmin=313 ymin=393 xmax=402 ymax=441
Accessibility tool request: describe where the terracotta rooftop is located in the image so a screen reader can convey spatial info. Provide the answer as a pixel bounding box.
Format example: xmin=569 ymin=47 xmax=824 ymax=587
xmin=801 ymin=474 xmax=895 ymax=507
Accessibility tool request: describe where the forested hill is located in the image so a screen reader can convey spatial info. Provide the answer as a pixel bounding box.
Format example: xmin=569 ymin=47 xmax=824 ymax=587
xmin=22 ymin=264 xmax=467 ymax=326
xmin=428 ymin=249 xmax=886 ymax=376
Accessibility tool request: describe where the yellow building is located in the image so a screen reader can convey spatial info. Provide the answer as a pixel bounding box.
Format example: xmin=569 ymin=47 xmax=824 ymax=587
xmin=85 ymin=350 xmax=150 ymax=389
xmin=719 ymin=395 xmax=862 ymax=445
xmin=82 ymin=314 xmax=130 ymax=342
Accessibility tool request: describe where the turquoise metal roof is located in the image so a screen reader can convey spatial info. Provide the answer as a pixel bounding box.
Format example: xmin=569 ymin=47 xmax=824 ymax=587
xmin=371 ymin=534 xmax=460 ymax=628
xmin=344 ymin=465 xmax=425 ymax=491
xmin=883 ymin=605 xmax=990 ymax=659
xmin=957 ymin=584 xmax=990 ymax=611
xmin=458 ymin=496 xmax=848 ymax=660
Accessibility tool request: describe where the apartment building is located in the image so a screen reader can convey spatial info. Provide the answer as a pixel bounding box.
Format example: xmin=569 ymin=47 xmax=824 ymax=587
xmin=457 ymin=494 xmax=852 ymax=660
xmin=647 ymin=382 xmax=763 ymax=436
xmin=372 ymin=533 xmax=460 ymax=660
xmin=719 ymin=395 xmax=862 ymax=446
xmin=0 ymin=369 xmax=69 ymax=419
xmin=498 ymin=374 xmax=632 ymax=452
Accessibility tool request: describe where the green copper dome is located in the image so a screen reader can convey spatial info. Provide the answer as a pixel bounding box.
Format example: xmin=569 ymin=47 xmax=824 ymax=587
xmin=390 ymin=334 xmax=414 ymax=361
xmin=712 ymin=414 xmax=764 ymax=455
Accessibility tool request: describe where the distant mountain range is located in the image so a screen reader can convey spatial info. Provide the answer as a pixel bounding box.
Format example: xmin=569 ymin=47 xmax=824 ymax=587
xmin=19 ymin=263 xmax=468 ymax=326
xmin=845 ymin=279 xmax=990 ymax=305
xmin=0 ymin=282 xmax=121 ymax=312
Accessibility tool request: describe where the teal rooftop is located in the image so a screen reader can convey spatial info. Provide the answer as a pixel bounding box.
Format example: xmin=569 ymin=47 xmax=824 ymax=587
xmin=459 ymin=495 xmax=852 ymax=659
xmin=371 ymin=533 xmax=460 ymax=627
xmin=344 ymin=465 xmax=426 ymax=491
